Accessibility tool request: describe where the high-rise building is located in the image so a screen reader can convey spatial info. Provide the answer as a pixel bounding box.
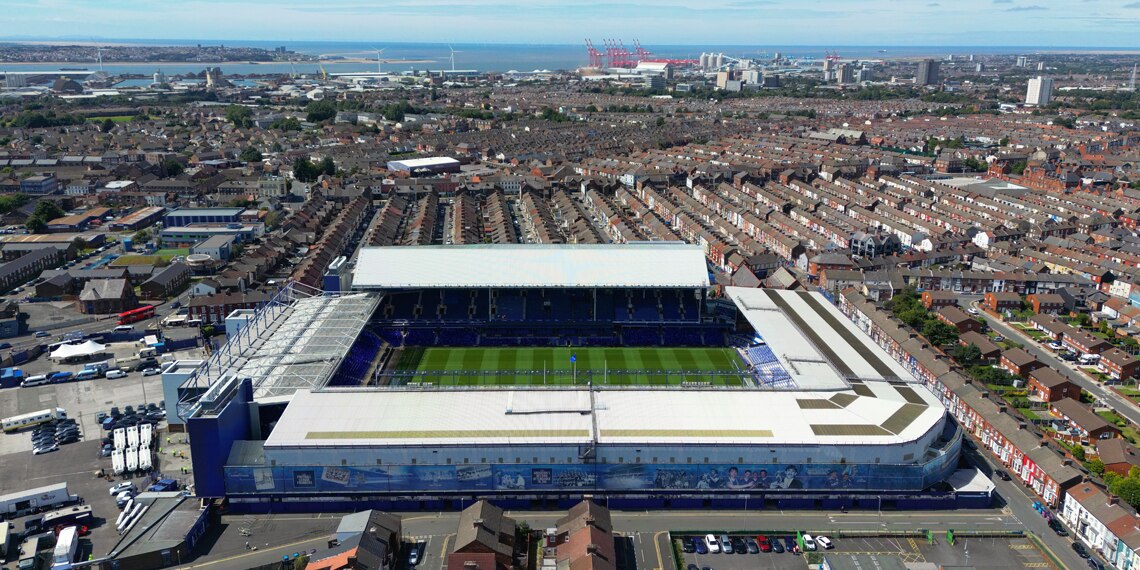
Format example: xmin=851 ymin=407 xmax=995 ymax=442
xmin=857 ymin=66 xmax=873 ymax=82
xmin=838 ymin=63 xmax=855 ymax=84
xmin=1026 ymin=76 xmax=1054 ymax=106
xmin=916 ymin=59 xmax=940 ymax=85
xmin=1016 ymin=56 xmax=1028 ymax=68
xmin=975 ymin=63 xmax=986 ymax=73
xmin=1037 ymin=61 xmax=1045 ymax=71
xmin=5 ymin=74 xmax=26 ymax=88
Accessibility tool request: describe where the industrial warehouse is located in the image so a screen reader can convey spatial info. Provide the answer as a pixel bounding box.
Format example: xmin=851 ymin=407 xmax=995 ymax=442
xmin=181 ymin=244 xmax=971 ymax=513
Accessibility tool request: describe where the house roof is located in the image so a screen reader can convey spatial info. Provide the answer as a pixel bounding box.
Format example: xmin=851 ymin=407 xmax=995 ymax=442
xmin=78 ymin=278 xmax=131 ymax=302
xmin=1002 ymin=348 xmax=1039 ymax=368
xmin=1097 ymin=438 xmax=1140 ymax=469
xmin=454 ymin=500 xmax=515 ymax=560
xmin=1051 ymin=398 xmax=1116 ymax=434
xmin=1028 ymin=367 xmax=1073 ymax=390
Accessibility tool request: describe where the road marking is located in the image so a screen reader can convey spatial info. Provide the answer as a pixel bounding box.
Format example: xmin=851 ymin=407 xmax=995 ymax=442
xmin=1010 ymin=543 xmax=1035 ymax=550
xmin=1023 ymin=563 xmax=1051 ymax=568
xmin=653 ymin=530 xmax=667 ymax=570
xmin=439 ymin=533 xmax=453 ymax=559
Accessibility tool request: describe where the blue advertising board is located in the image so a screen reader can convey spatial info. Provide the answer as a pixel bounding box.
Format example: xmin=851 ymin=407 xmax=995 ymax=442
xmin=224 ymin=452 xmax=959 ymax=496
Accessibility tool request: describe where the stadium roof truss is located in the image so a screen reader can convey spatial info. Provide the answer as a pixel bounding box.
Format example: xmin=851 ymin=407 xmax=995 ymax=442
xmin=179 ymin=282 xmax=380 ymax=419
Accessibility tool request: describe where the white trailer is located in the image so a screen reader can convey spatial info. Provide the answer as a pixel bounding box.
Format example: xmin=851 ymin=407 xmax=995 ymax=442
xmin=0 ymin=483 xmax=77 ymax=517
xmin=125 ymin=447 xmax=138 ymax=472
xmin=51 ymin=524 xmax=78 ymax=569
xmin=138 ymin=447 xmax=152 ymax=472
xmin=111 ymin=449 xmax=125 ymax=475
xmin=139 ymin=423 xmax=153 ymax=446
xmin=126 ymin=425 xmax=139 ymax=449
xmin=113 ymin=427 xmax=126 ymax=450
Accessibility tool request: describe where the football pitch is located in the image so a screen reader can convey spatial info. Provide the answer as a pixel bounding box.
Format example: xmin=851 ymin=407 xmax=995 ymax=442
xmin=389 ymin=347 xmax=749 ymax=386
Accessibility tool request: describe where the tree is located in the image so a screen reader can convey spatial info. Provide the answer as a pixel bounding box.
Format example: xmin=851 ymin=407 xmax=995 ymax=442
xmin=162 ymin=159 xmax=184 ymax=177
xmin=953 ymin=343 xmax=983 ymax=366
xmin=25 ymin=200 xmax=66 ymax=234
xmin=100 ymin=118 xmax=115 ymax=133
xmin=1011 ymin=161 xmax=1027 ymax=175
xmin=1053 ymin=116 xmax=1075 ymax=129
xmin=305 ymin=100 xmax=337 ymax=123
xmin=655 ymin=117 xmax=665 ymax=127
xmin=239 ymin=146 xmax=263 ymax=163
xmin=1087 ymin=459 xmax=1106 ymax=476
xmin=1123 ymin=337 xmax=1139 ymax=355
xmin=0 ymin=193 xmax=29 ymax=215
xmin=224 ymin=105 xmax=253 ymax=128
xmin=1111 ymin=475 xmax=1140 ymax=510
xmin=318 ymin=156 xmax=336 ymax=177
xmin=922 ymin=320 xmax=960 ymax=346
xmin=292 ymin=158 xmax=321 ymax=183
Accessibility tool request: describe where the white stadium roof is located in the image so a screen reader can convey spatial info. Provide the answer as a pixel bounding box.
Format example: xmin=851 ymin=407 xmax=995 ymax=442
xmin=352 ymin=243 xmax=710 ymax=289
xmin=725 ymin=287 xmax=919 ymax=390
xmin=265 ymin=380 xmax=944 ymax=448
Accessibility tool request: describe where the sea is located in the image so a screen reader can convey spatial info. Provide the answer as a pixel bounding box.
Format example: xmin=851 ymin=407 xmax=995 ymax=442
xmin=2 ymin=40 xmax=1134 ymax=77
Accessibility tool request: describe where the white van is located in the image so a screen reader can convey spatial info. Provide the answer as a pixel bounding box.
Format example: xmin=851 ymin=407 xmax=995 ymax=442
xmin=113 ymin=325 xmax=134 ymax=333
xmin=1079 ymin=354 xmax=1101 ymax=365
xmin=20 ymin=375 xmax=50 ymax=388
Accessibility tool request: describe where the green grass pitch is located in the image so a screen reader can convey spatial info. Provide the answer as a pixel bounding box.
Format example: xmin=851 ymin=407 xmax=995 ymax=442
xmin=390 ymin=347 xmax=748 ymax=387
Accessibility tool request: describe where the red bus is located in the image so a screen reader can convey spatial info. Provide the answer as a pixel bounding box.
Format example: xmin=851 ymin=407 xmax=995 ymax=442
xmin=117 ymin=305 xmax=155 ymax=325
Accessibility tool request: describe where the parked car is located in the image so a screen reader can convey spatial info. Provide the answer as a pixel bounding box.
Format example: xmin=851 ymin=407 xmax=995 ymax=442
xmin=681 ymin=538 xmax=695 ymax=553
xmin=1072 ymin=542 xmax=1090 ymax=559
xmin=105 ymin=370 xmax=127 ymax=379
xmin=816 ymin=536 xmax=833 ymax=550
xmin=693 ymin=537 xmax=708 ymax=555
xmin=731 ymin=537 xmax=747 ymax=554
xmin=783 ymin=536 xmax=798 ymax=554
xmin=966 ymin=307 xmax=979 ymax=315
xmin=33 ymin=331 xmax=51 ymax=338
xmin=801 ymin=534 xmax=816 ymax=551
xmin=995 ymin=470 xmax=1011 ymax=481
xmin=769 ymin=537 xmax=784 ymax=553
xmin=704 ymin=534 xmax=720 ymax=554
xmin=32 ymin=444 xmax=58 ymax=455
xmin=110 ymin=482 xmax=136 ymax=496
xmin=756 ymin=535 xmax=772 ymax=552
xmin=0 ymin=342 xmax=10 ymax=349
xmin=719 ymin=534 xmax=733 ymax=554
xmin=1048 ymin=342 xmax=1063 ymax=351
xmin=993 ymin=335 xmax=1004 ymax=342
xmin=744 ymin=538 xmax=759 ymax=554
xmin=1049 ymin=519 xmax=1069 ymax=537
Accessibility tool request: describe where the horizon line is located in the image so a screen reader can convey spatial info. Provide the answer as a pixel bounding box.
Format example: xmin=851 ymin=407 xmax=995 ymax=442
xmin=1 ymin=37 xmax=1138 ymax=50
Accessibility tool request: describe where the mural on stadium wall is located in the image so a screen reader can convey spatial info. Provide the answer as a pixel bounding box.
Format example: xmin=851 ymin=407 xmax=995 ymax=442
xmin=224 ymin=450 xmax=959 ymax=495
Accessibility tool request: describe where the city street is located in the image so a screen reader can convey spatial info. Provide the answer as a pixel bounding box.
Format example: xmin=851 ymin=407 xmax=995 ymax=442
xmin=184 ymin=507 xmax=1045 ymax=570
xmin=962 ymin=298 xmax=1140 ymax=426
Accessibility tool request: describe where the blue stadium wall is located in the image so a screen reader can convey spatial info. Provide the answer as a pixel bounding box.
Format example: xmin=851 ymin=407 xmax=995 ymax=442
xmin=216 ymin=429 xmax=975 ymax=513
xmin=187 ymin=378 xmax=254 ymax=498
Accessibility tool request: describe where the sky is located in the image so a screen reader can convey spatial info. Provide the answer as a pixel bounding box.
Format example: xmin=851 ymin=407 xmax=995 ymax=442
xmin=3 ymin=0 xmax=1140 ymax=47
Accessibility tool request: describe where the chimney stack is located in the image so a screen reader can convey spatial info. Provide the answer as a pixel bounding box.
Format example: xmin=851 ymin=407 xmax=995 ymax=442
xmin=1109 ymin=495 xmax=1120 ymax=505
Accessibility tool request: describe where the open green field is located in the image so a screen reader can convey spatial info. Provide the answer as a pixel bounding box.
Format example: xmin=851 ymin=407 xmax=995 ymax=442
xmin=389 ymin=347 xmax=748 ymax=387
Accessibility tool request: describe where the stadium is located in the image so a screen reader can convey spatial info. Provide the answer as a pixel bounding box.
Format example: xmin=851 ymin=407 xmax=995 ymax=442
xmin=181 ymin=243 xmax=970 ymax=513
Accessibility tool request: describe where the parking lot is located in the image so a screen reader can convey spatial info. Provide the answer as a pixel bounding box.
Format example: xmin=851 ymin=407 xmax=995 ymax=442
xmin=0 ymin=344 xmax=207 ymax=456
xmin=672 ymin=532 xmax=1059 ymax=570
xmin=0 ymin=433 xmax=189 ymax=568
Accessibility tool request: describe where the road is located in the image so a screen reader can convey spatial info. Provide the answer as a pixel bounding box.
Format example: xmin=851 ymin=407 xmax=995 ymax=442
xmin=962 ymin=299 xmax=1140 ymax=427
xmin=188 ymin=507 xmax=1051 ymax=570
xmin=962 ymin=444 xmax=1090 ymax=570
